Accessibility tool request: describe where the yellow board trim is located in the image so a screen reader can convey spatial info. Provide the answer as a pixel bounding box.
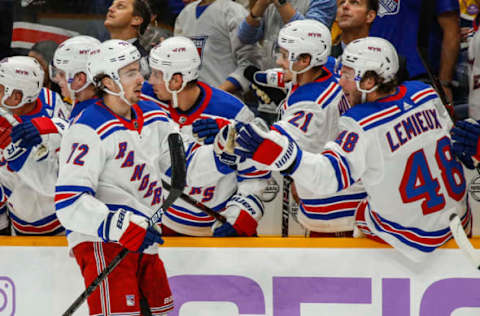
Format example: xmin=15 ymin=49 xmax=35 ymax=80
xmin=1 ymin=236 xmax=480 ymax=249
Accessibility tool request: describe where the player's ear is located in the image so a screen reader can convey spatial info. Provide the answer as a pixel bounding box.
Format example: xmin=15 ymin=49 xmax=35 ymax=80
xmin=170 ymin=73 xmax=183 ymax=91
xmin=102 ymin=77 xmax=118 ymax=92
xmin=366 ymin=9 xmax=376 ymax=24
xmin=131 ymin=16 xmax=143 ymax=28
xmin=77 ymin=72 xmax=88 ymax=86
xmin=12 ymin=90 xmax=23 ymax=104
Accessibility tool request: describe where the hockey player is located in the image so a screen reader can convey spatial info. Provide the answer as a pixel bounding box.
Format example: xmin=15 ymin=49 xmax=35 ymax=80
xmin=0 ymin=56 xmax=69 ymax=235
xmin=254 ymin=20 xmax=367 ymax=236
xmin=49 ymin=35 xmax=101 ymax=119
xmin=142 ymin=36 xmax=271 ymax=237
xmin=223 ymin=37 xmax=469 ymax=262
xmin=55 ymin=40 xmax=173 ymax=315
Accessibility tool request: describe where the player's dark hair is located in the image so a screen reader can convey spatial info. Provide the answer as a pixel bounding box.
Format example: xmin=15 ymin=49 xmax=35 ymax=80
xmin=366 ymin=0 xmax=378 ymax=13
xmin=362 ymin=70 xmax=399 ymax=95
xmin=133 ymin=0 xmax=152 ymax=35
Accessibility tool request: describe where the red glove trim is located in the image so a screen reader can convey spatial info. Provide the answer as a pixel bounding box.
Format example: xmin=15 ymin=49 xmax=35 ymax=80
xmin=31 ymin=117 xmax=58 ymax=135
xmin=119 ymin=222 xmax=147 ymax=252
xmin=253 ymin=139 xmax=283 ymax=165
xmin=233 ymin=210 xmax=258 ymax=236
xmin=475 ymin=137 xmax=480 ymax=161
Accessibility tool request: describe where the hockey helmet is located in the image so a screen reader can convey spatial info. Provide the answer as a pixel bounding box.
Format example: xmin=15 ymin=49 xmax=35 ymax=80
xmin=149 ymin=36 xmax=201 ymax=107
xmin=0 ymin=56 xmax=44 ymax=109
xmin=277 ymin=19 xmax=331 ymax=74
xmin=50 ymin=35 xmax=101 ymax=94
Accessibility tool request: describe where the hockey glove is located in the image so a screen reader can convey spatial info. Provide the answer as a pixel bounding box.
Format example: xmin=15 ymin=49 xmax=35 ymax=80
xmin=98 ymin=209 xmax=164 ymax=253
xmin=451 ymin=119 xmax=480 ymax=161
xmin=235 ymin=118 xmax=300 ymax=173
xmin=192 ymin=117 xmax=231 ymax=144
xmin=212 ymin=194 xmax=263 ymax=237
xmin=213 ymin=122 xmax=245 ymax=167
xmin=11 ymin=117 xmax=59 ymax=150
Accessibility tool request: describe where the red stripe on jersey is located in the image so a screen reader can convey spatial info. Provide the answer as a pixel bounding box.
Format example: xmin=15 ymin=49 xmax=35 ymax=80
xmin=370 ymin=211 xmax=451 ymax=246
xmin=54 ymin=193 xmax=76 ymax=202
xmin=167 ymin=208 xmax=215 ymax=222
xmin=360 ymin=106 xmax=399 ymax=126
xmin=12 ymin=218 xmax=62 ymax=234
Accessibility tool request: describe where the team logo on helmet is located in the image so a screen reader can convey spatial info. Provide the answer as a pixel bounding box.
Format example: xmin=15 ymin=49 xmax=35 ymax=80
xmin=378 ymin=0 xmax=400 ymax=17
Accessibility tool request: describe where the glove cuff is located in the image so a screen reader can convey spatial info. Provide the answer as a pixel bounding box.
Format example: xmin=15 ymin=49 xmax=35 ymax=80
xmin=31 ymin=117 xmax=59 ymax=135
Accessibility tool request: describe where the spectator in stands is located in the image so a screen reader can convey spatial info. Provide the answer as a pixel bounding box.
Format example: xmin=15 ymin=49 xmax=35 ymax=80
xmin=174 ymin=0 xmax=262 ymax=94
xmin=369 ymin=0 xmax=460 ymax=103
xmin=331 ymin=0 xmax=377 ymax=57
xmin=104 ymin=0 xmax=152 ymax=57
xmin=28 ymin=40 xmax=60 ymax=92
xmin=237 ymin=0 xmax=336 ymax=69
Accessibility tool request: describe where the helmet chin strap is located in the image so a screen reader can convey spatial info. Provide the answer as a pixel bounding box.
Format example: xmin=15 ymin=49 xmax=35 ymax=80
xmin=165 ymin=74 xmax=187 ymax=108
xmin=355 ymin=80 xmax=378 ymax=104
xmin=289 ymin=58 xmax=314 ymax=85
xmin=67 ymin=73 xmax=92 ymax=106
xmin=103 ymin=84 xmax=132 ymax=106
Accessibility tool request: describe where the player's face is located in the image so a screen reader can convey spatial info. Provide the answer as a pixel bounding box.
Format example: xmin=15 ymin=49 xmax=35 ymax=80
xmin=0 ymin=85 xmax=20 ymax=108
xmin=337 ymin=0 xmax=371 ymax=30
xmin=119 ymin=61 xmax=144 ymax=104
xmin=105 ymin=0 xmax=135 ymax=29
xmin=148 ymin=69 xmax=172 ymax=101
xmin=339 ymin=66 xmax=362 ymax=106
xmin=276 ymin=48 xmax=307 ymax=73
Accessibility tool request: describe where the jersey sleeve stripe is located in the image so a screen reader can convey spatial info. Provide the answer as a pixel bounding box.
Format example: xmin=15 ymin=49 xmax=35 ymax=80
xmin=322 ymin=150 xmax=353 ymax=190
xmin=56 ymin=185 xmax=95 ymax=195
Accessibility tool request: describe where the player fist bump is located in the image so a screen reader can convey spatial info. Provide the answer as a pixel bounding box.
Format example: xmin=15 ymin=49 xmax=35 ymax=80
xmin=212 ymin=194 xmax=263 ymax=237
xmin=98 ymin=209 xmax=164 ymax=252
xmin=451 ymin=119 xmax=480 ymax=168
xmin=235 ymin=118 xmax=301 ymax=173
xmin=192 ymin=117 xmax=231 ymax=144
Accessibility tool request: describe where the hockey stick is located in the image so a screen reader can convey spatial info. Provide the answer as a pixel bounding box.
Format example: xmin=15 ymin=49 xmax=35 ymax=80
xmin=161 ymin=180 xmax=227 ymax=224
xmin=0 ymin=107 xmax=49 ymax=161
xmin=281 ymin=176 xmax=292 ymax=237
xmin=449 ymin=213 xmax=480 ymax=270
xmin=62 ymin=133 xmax=187 ymax=316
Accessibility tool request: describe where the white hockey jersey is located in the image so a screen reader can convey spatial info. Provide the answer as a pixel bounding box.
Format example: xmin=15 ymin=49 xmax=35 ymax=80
xmin=468 ymin=29 xmax=480 ymax=119
xmin=55 ymin=99 xmax=189 ymax=252
xmin=142 ymin=81 xmax=270 ymax=236
xmin=174 ymin=0 xmax=262 ymax=91
xmin=290 ymin=81 xmax=468 ymax=261
xmin=274 ymin=69 xmax=367 ymax=233
xmin=0 ymin=88 xmax=69 ymax=235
